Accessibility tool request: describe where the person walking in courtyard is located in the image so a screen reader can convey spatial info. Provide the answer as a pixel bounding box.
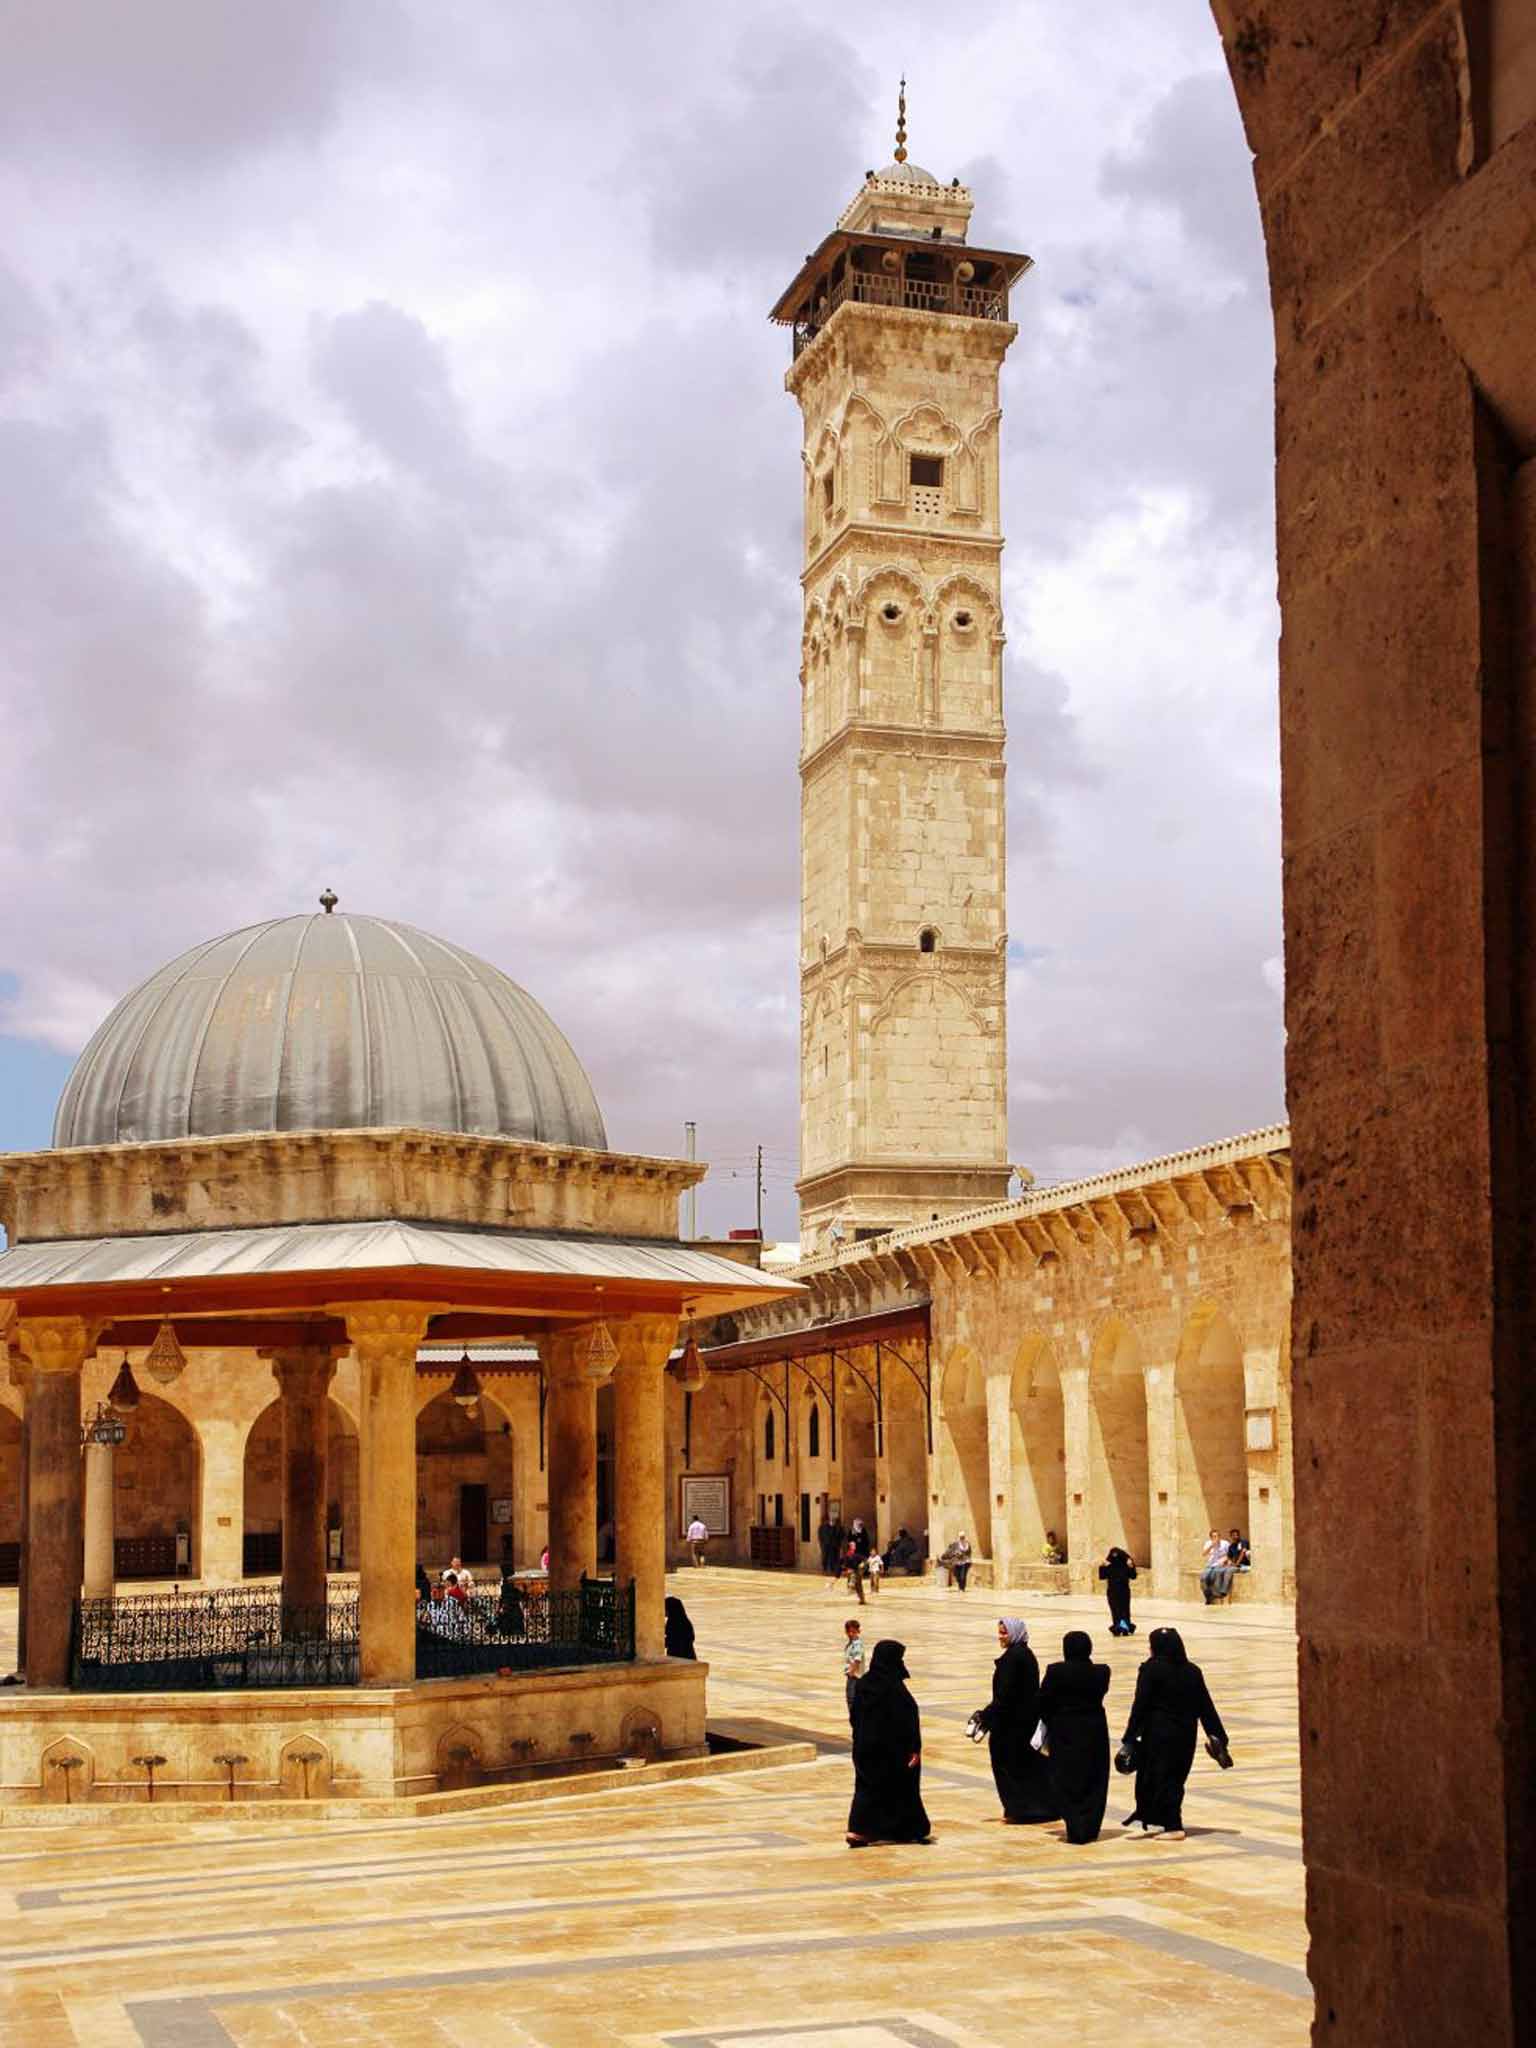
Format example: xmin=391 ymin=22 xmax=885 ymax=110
xmin=664 ymin=1595 xmax=696 ymax=1659
xmin=940 ymin=1533 xmax=972 ymax=1591
xmin=817 ymin=1510 xmax=836 ymax=1577
xmin=687 ymin=1515 xmax=709 ymax=1566
xmin=865 ymin=1547 xmax=883 ymax=1595
xmin=1039 ymin=1630 xmax=1112 ymax=1843
xmin=1119 ymin=1626 xmax=1232 ymax=1839
xmin=842 ymin=1616 xmax=866 ymax=1720
xmin=1099 ymin=1546 xmax=1137 ymax=1634
xmin=975 ymin=1618 xmax=1059 ymax=1825
xmin=842 ymin=1536 xmax=867 ymax=1604
xmin=846 ymin=1638 xmax=932 ymax=1846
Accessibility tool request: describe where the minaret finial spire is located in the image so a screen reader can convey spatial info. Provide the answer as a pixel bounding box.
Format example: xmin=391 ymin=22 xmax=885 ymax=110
xmin=894 ymin=77 xmax=907 ymax=164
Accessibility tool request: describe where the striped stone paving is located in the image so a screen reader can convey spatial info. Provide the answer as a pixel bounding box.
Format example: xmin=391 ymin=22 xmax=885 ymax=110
xmin=0 ymin=1572 xmax=1308 ymax=2046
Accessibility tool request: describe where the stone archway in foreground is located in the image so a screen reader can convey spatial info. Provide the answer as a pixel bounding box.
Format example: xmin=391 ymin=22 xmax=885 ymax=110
xmin=1214 ymin=3 xmax=1536 ymax=2039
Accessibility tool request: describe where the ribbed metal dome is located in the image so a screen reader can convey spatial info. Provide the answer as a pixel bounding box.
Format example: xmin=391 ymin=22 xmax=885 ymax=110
xmin=53 ymin=912 xmax=607 ymax=1151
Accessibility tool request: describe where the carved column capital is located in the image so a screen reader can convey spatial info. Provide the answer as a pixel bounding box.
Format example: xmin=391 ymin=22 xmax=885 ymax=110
xmin=335 ymin=1303 xmax=435 ymax=1368
xmin=17 ymin=1315 xmax=103 ymax=1376
xmin=614 ymin=1313 xmax=681 ymax=1378
xmin=262 ymin=1344 xmax=343 ymax=1397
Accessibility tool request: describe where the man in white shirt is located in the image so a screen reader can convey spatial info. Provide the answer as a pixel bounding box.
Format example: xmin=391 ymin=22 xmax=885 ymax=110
xmin=686 ymin=1517 xmax=709 ymax=1567
xmin=1199 ymin=1530 xmax=1229 ymax=1603
xmin=449 ymin=1555 xmax=475 ymax=1595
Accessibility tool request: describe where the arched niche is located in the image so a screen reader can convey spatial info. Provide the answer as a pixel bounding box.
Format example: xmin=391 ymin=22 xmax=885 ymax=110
xmin=415 ymin=1386 xmax=516 ymax=1570
xmin=1087 ymin=1323 xmax=1150 ymax=1565
xmin=937 ymin=1344 xmax=989 ymax=1554
xmin=242 ymin=1396 xmax=358 ymax=1577
xmin=1174 ymin=1307 xmax=1248 ymax=1562
xmin=114 ymin=1391 xmax=202 ymax=1579
xmin=1009 ymin=1339 xmax=1067 ymax=1563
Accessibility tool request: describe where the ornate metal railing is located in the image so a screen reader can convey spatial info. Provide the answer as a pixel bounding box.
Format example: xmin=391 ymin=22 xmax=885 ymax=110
xmin=415 ymin=1578 xmax=635 ymax=1680
xmin=793 ymin=268 xmax=1008 ymax=356
xmin=72 ymin=1586 xmax=359 ymax=1692
xmin=70 ymin=1579 xmax=637 ymax=1690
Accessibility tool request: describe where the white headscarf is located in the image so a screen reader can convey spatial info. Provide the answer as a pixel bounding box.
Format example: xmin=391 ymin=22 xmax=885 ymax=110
xmin=1000 ymin=1617 xmax=1030 ymax=1647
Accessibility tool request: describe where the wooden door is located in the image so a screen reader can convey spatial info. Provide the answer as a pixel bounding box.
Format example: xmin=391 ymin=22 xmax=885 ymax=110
xmin=459 ymin=1483 xmax=489 ymax=1562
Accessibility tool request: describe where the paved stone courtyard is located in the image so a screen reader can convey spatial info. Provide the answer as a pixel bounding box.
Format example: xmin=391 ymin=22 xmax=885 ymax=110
xmin=0 ymin=1572 xmax=1307 ymax=2046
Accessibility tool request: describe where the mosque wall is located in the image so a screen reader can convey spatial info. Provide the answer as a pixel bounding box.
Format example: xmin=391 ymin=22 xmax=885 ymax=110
xmin=696 ymin=1126 xmax=1293 ymax=1604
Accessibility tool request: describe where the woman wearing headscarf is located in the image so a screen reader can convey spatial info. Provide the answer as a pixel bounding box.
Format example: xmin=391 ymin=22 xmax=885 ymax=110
xmin=664 ymin=1596 xmax=696 ymax=1659
xmin=1098 ymin=1546 xmax=1137 ymax=1636
xmin=1119 ymin=1626 xmax=1231 ymax=1839
xmin=1038 ymin=1630 xmax=1112 ymax=1842
xmin=846 ymin=1639 xmax=932 ymax=1846
xmin=975 ymin=1618 xmax=1059 ymax=1823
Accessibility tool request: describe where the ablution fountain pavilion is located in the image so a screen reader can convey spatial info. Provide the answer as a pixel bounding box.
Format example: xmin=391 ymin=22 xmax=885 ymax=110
xmin=0 ymin=901 xmax=794 ymax=1803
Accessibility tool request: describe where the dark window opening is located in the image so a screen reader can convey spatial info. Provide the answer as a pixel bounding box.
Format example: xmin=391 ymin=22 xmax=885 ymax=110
xmin=809 ymin=1404 xmax=821 ymax=1458
xmin=822 ymin=472 xmax=834 ymax=509
xmin=881 ymin=600 xmax=902 ymax=622
xmin=855 ymin=1226 xmax=887 ymax=1242
xmin=910 ymin=454 xmax=943 ymax=488
xmin=919 ymin=927 xmax=938 ymax=953
xmin=764 ymin=1409 xmax=775 ymax=1462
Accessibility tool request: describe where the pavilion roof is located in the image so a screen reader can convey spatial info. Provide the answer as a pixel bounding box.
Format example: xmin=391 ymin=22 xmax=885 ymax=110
xmin=0 ymin=1217 xmax=798 ymax=1325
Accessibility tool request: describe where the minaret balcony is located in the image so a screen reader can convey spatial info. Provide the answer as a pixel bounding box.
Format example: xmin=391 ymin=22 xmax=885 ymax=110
xmin=792 ymin=268 xmax=1010 ymax=359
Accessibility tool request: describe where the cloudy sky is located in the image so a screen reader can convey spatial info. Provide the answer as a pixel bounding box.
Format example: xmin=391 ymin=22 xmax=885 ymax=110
xmin=0 ymin=0 xmax=1283 ymax=1240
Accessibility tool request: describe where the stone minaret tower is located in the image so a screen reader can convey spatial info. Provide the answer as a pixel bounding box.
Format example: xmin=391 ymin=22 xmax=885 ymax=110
xmin=771 ymin=89 xmax=1032 ymax=1249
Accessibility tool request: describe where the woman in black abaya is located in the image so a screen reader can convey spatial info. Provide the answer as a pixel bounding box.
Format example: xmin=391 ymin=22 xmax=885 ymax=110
xmin=846 ymin=1639 xmax=932 ymax=1846
xmin=1098 ymin=1547 xmax=1137 ymax=1635
xmin=664 ymin=1596 xmax=696 ymax=1659
xmin=1120 ymin=1626 xmax=1231 ymax=1839
xmin=1038 ymin=1630 xmax=1111 ymax=1843
xmin=976 ymin=1618 xmax=1059 ymax=1823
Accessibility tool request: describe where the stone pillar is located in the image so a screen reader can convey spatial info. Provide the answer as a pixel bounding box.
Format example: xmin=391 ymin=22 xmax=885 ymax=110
xmin=267 ymin=1347 xmax=338 ymax=1629
xmin=8 ymin=1351 xmax=30 ymax=1673
xmin=343 ymin=1304 xmax=432 ymax=1687
xmin=984 ymin=1368 xmax=1014 ymax=1591
xmin=539 ymin=1325 xmax=605 ymax=1593
xmin=197 ymin=1414 xmax=247 ymax=1585
xmin=613 ymin=1314 xmax=677 ymax=1660
xmin=82 ymin=1439 xmax=115 ymax=1599
xmin=18 ymin=1317 xmax=97 ymax=1689
xmin=1242 ymin=1347 xmax=1285 ymax=1602
xmin=1059 ymin=1366 xmax=1093 ymax=1596
xmin=1143 ymin=1363 xmax=1181 ymax=1600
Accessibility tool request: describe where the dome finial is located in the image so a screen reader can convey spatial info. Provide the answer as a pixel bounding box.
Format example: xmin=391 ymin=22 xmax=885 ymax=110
xmin=319 ymin=887 xmax=338 ymax=914
xmin=894 ymin=76 xmax=907 ymax=164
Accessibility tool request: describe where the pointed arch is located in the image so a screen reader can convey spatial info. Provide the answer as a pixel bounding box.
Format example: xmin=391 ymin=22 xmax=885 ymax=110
xmin=1086 ymin=1319 xmax=1150 ymax=1563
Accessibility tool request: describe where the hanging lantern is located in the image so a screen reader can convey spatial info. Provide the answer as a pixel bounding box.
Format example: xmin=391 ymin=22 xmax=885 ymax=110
xmin=674 ymin=1333 xmax=706 ymax=1392
xmin=142 ymin=1319 xmax=187 ymax=1387
xmin=584 ymin=1321 xmax=619 ymax=1378
xmin=450 ymin=1351 xmax=481 ymax=1410
xmin=107 ymin=1355 xmax=141 ymax=1413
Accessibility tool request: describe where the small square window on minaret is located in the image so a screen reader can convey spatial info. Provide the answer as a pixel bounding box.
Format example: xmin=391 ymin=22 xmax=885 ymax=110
xmin=909 ymin=453 xmax=944 ymax=515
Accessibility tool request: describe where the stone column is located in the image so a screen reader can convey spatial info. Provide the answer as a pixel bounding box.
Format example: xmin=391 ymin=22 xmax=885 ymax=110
xmin=1143 ymin=1363 xmax=1181 ymax=1600
xmin=342 ymin=1304 xmax=433 ymax=1687
xmin=984 ymin=1368 xmax=1014 ymax=1592
xmin=18 ymin=1316 xmax=98 ymax=1689
xmin=613 ymin=1314 xmax=677 ymax=1660
xmin=8 ymin=1349 xmax=30 ymax=1673
xmin=1059 ymin=1365 xmax=1093 ymax=1596
xmin=539 ymin=1325 xmax=607 ymax=1593
xmin=82 ymin=1438 xmax=115 ymax=1599
xmin=266 ymin=1346 xmax=338 ymax=1630
xmin=196 ymin=1414 xmax=247 ymax=1586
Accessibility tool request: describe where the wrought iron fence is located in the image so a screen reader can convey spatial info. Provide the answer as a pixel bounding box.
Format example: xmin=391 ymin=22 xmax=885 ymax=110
xmin=415 ymin=1578 xmax=636 ymax=1680
xmin=70 ymin=1578 xmax=636 ymax=1690
xmin=72 ymin=1586 xmax=359 ymax=1692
